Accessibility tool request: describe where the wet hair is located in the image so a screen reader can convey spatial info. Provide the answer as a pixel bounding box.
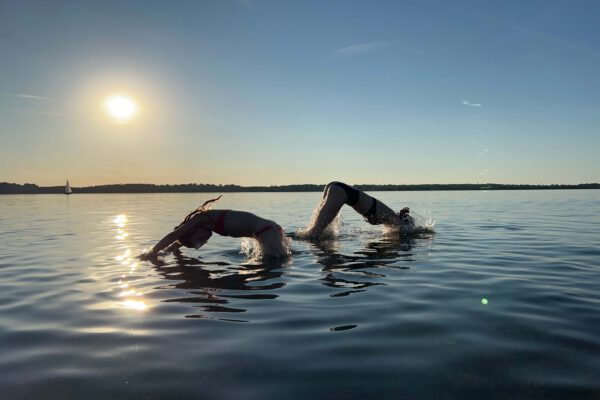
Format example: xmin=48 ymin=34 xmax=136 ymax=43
xmin=174 ymin=195 xmax=222 ymax=230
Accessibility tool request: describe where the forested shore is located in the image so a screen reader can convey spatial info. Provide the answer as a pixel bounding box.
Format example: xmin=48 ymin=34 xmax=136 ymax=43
xmin=2 ymin=182 xmax=599 ymax=194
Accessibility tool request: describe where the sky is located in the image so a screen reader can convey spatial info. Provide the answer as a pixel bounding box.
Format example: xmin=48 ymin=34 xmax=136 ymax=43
xmin=0 ymin=0 xmax=598 ymax=186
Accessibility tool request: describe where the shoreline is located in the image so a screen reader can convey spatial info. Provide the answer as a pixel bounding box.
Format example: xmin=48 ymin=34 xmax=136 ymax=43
xmin=2 ymin=182 xmax=599 ymax=194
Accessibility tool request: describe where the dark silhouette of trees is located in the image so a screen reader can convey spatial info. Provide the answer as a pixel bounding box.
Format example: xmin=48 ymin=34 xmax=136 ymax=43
xmin=2 ymin=181 xmax=599 ymax=194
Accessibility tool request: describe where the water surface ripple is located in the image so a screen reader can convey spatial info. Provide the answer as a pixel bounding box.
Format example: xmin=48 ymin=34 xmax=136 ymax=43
xmin=1 ymin=191 xmax=599 ymax=399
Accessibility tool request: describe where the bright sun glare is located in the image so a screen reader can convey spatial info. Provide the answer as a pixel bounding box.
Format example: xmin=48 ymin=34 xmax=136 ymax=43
xmin=104 ymin=95 xmax=138 ymax=123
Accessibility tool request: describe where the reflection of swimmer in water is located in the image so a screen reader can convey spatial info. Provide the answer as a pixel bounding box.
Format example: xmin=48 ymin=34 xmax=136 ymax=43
xmin=299 ymin=181 xmax=415 ymax=239
xmin=142 ymin=196 xmax=287 ymax=258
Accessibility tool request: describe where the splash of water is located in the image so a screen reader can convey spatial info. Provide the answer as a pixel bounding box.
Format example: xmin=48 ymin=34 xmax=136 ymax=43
xmin=415 ymin=210 xmax=436 ymax=232
xmin=240 ymin=234 xmax=291 ymax=261
xmin=296 ymin=214 xmax=342 ymax=239
xmin=240 ymin=237 xmax=261 ymax=259
xmin=383 ymin=210 xmax=436 ymax=235
xmin=296 ymin=197 xmax=343 ymax=240
xmin=296 ymin=196 xmax=325 ymax=235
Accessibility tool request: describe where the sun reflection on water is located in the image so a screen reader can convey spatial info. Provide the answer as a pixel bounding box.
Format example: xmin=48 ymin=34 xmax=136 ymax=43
xmin=122 ymin=299 xmax=147 ymax=311
xmin=114 ymin=257 xmax=151 ymax=312
xmin=113 ymin=214 xmax=127 ymax=227
xmin=113 ymin=214 xmax=129 ymax=240
xmin=115 ymin=249 xmax=131 ymax=262
xmin=108 ymin=214 xmax=151 ymax=312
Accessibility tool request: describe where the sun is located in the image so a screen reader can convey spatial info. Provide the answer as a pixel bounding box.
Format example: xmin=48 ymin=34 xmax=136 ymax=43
xmin=104 ymin=95 xmax=138 ymax=123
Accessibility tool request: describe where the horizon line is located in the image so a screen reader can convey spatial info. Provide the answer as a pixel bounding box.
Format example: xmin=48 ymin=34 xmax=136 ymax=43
xmin=2 ymin=181 xmax=599 ymax=189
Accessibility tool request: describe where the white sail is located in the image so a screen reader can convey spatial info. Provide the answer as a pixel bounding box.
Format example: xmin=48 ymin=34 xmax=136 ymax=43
xmin=65 ymin=180 xmax=72 ymax=195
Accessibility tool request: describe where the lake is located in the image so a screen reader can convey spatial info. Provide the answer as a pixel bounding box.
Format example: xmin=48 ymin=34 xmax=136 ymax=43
xmin=1 ymin=190 xmax=599 ymax=399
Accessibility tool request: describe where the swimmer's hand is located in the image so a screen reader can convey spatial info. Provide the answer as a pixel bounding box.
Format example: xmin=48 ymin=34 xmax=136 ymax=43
xmin=138 ymin=248 xmax=158 ymax=261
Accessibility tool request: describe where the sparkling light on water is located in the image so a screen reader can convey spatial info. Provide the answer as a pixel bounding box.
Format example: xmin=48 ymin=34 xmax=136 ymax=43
xmin=122 ymin=300 xmax=147 ymax=311
xmin=113 ymin=214 xmax=127 ymax=227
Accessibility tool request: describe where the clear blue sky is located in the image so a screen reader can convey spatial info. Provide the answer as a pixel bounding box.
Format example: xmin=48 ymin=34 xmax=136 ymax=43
xmin=1 ymin=0 xmax=598 ymax=186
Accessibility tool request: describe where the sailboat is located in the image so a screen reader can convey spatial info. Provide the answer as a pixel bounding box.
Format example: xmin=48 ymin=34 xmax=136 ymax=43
xmin=65 ymin=180 xmax=72 ymax=195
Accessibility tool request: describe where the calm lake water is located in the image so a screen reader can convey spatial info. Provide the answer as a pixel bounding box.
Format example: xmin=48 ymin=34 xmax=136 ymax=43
xmin=1 ymin=190 xmax=600 ymax=399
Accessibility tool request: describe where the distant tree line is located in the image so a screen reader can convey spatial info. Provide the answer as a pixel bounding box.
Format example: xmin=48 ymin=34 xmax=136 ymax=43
xmin=1 ymin=181 xmax=599 ymax=194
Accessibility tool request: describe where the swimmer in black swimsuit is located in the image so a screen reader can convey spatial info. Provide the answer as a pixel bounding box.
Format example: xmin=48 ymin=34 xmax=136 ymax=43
xmin=299 ymin=181 xmax=415 ymax=238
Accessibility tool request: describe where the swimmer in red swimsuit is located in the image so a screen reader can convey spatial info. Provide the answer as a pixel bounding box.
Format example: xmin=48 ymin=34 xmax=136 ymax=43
xmin=143 ymin=196 xmax=286 ymax=258
xmin=299 ymin=181 xmax=415 ymax=239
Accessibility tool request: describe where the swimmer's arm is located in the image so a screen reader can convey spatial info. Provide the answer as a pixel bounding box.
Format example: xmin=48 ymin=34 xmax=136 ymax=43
xmin=139 ymin=236 xmax=181 ymax=261
xmin=147 ymin=220 xmax=195 ymax=256
xmin=148 ymin=230 xmax=181 ymax=255
xmin=165 ymin=241 xmax=183 ymax=253
xmin=375 ymin=200 xmax=402 ymax=225
xmin=140 ymin=241 xmax=180 ymax=260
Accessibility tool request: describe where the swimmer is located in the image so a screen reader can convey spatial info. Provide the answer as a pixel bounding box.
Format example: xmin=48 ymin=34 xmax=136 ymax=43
xmin=141 ymin=196 xmax=287 ymax=258
xmin=300 ymin=181 xmax=415 ymax=238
